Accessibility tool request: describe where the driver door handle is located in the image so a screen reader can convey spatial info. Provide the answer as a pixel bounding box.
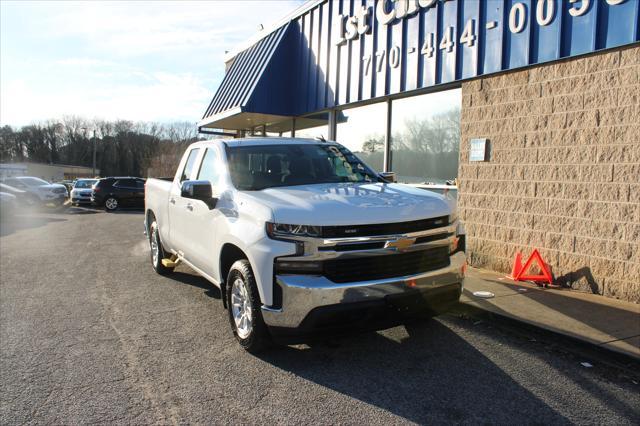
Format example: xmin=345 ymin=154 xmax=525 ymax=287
xmin=170 ymin=198 xmax=176 ymax=204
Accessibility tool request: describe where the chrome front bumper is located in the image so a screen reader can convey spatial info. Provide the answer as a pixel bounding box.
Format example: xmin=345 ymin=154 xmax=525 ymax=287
xmin=261 ymin=251 xmax=466 ymax=329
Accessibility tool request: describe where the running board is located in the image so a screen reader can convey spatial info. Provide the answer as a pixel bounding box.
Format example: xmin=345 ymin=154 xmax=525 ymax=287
xmin=172 ymin=254 xmax=220 ymax=288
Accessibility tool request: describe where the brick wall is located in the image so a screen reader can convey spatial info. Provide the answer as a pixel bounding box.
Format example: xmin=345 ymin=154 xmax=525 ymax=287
xmin=458 ymin=45 xmax=639 ymax=303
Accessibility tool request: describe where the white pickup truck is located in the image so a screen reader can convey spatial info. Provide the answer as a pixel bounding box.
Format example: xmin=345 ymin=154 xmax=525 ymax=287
xmin=145 ymin=138 xmax=466 ymax=352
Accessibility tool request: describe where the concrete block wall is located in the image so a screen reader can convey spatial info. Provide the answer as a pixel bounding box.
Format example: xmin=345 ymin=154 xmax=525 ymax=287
xmin=458 ymin=44 xmax=639 ymax=303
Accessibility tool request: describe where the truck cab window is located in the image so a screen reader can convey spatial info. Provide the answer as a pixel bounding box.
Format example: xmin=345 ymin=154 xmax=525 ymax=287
xmin=197 ymin=148 xmax=220 ymax=187
xmin=180 ymin=148 xmax=200 ymax=182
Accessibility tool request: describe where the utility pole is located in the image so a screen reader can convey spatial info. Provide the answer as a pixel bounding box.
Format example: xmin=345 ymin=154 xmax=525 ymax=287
xmin=92 ymin=129 xmax=96 ymax=177
xmin=81 ymin=127 xmax=98 ymax=177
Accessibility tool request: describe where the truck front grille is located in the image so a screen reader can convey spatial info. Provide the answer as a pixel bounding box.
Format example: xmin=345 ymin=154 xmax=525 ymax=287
xmin=323 ymin=247 xmax=450 ymax=283
xmin=321 ymin=216 xmax=449 ymax=238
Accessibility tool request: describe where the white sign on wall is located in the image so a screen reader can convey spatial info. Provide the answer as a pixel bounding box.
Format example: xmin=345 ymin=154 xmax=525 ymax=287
xmin=470 ymin=138 xmax=489 ymax=162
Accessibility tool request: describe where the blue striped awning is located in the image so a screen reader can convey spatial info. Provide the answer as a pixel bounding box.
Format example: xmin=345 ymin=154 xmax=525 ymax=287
xmin=200 ymin=23 xmax=295 ymax=129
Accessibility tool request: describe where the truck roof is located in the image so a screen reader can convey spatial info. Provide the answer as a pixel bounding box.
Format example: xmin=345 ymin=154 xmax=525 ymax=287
xmin=195 ymin=137 xmax=336 ymax=148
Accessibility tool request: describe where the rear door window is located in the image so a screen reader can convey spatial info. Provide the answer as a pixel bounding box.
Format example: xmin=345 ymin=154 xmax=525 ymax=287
xmin=180 ymin=148 xmax=200 ymax=182
xmin=4 ymin=178 xmax=24 ymax=188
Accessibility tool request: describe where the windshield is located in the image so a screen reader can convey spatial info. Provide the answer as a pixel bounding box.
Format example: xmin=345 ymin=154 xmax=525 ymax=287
xmin=225 ymin=143 xmax=381 ymax=191
xmin=19 ymin=177 xmax=50 ymax=186
xmin=74 ymin=179 xmax=97 ymax=189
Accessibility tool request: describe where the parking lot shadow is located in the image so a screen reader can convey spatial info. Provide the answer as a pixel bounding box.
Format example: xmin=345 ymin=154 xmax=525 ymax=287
xmin=0 ymin=216 xmax=67 ymax=237
xmin=111 ymin=209 xmax=144 ymax=215
xmin=259 ymin=319 xmax=569 ymax=424
xmin=64 ymin=206 xmax=103 ymax=214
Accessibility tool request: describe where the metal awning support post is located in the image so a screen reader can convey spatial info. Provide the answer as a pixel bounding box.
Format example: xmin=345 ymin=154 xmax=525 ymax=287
xmin=383 ymin=99 xmax=392 ymax=173
xmin=328 ymin=109 xmax=336 ymax=141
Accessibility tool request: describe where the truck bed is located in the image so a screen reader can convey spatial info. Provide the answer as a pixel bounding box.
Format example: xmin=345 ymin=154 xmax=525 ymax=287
xmin=145 ymin=178 xmax=174 ymax=237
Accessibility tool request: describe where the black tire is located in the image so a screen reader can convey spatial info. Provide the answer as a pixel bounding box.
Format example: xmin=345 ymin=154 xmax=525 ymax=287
xmin=149 ymin=216 xmax=174 ymax=275
xmin=104 ymin=197 xmax=119 ymax=211
xmin=226 ymin=259 xmax=270 ymax=353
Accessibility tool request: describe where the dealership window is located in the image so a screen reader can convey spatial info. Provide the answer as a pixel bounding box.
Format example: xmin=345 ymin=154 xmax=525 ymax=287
xmin=294 ymin=113 xmax=329 ymax=140
xmin=335 ymin=102 xmax=386 ymax=172
xmin=390 ymin=89 xmax=461 ymax=184
xmin=266 ymin=119 xmax=294 ymax=137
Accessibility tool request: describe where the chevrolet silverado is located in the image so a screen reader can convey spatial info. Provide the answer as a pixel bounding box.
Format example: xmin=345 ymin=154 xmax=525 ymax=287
xmin=144 ymin=138 xmax=466 ymax=352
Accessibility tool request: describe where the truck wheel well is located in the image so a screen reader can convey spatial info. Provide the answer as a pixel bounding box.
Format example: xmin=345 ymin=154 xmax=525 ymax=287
xmin=145 ymin=210 xmax=155 ymax=234
xmin=219 ymin=244 xmax=248 ymax=309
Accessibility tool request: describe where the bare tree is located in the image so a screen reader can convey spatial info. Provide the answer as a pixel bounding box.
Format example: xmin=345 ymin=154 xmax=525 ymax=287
xmin=1 ymin=116 xmax=211 ymax=178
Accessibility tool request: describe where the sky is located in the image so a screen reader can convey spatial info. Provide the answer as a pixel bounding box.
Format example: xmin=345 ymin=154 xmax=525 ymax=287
xmin=0 ymin=0 xmax=304 ymax=127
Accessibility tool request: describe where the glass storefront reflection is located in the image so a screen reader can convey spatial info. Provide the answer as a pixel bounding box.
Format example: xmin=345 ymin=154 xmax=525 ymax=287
xmin=390 ymin=89 xmax=461 ymax=184
xmin=295 ymin=113 xmax=329 ymax=140
xmin=335 ymin=102 xmax=386 ymax=172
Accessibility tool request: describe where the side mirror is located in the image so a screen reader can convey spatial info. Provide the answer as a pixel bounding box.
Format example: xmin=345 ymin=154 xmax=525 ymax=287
xmin=379 ymin=172 xmax=397 ymax=183
xmin=181 ymin=180 xmax=217 ymax=209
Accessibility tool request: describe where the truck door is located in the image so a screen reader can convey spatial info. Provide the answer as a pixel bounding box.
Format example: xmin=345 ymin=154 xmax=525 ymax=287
xmin=185 ymin=146 xmax=225 ymax=278
xmin=168 ymin=147 xmax=201 ymax=257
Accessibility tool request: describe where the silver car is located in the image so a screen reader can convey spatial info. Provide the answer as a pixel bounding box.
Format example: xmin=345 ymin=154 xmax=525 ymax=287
xmin=2 ymin=177 xmax=68 ymax=206
xmin=70 ymin=179 xmax=98 ymax=205
xmin=0 ymin=192 xmax=17 ymax=220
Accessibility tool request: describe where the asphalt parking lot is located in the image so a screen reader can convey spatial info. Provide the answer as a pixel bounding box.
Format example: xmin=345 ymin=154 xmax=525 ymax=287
xmin=1 ymin=207 xmax=639 ymax=424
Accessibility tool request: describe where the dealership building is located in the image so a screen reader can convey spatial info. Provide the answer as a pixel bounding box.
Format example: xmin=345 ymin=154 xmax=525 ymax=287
xmin=200 ymin=0 xmax=639 ymax=302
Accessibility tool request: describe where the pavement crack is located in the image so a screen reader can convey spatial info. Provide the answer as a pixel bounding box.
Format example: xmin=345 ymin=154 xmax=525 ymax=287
xmin=99 ymin=290 xmax=181 ymax=425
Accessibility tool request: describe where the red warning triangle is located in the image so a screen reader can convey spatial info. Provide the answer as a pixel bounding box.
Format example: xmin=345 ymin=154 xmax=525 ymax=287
xmin=508 ymin=251 xmax=523 ymax=280
xmin=516 ymin=249 xmax=553 ymax=284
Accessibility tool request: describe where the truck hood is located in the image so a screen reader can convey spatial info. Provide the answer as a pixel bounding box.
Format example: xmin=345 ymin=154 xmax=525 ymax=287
xmin=242 ymin=182 xmax=452 ymax=226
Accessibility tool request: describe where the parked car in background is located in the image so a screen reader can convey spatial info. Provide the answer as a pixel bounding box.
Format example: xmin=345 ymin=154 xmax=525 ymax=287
xmin=1 ymin=177 xmax=68 ymax=206
xmin=57 ymin=180 xmax=75 ymax=194
xmin=92 ymin=177 xmax=145 ymax=211
xmin=70 ymin=179 xmax=98 ymax=205
xmin=0 ymin=183 xmax=38 ymax=207
xmin=0 ymin=192 xmax=17 ymax=220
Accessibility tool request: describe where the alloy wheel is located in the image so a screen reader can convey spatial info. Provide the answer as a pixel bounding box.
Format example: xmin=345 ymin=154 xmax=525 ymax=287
xmin=150 ymin=225 xmax=159 ymax=266
xmin=231 ymin=278 xmax=252 ymax=339
xmin=105 ymin=198 xmax=118 ymax=210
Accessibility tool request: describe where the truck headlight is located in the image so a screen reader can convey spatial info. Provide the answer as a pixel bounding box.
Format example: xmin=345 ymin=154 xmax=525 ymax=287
xmin=266 ymin=222 xmax=321 ymax=239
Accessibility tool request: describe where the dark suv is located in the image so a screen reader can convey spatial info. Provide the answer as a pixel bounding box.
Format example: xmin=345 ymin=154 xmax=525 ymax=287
xmin=91 ymin=177 xmax=145 ymax=211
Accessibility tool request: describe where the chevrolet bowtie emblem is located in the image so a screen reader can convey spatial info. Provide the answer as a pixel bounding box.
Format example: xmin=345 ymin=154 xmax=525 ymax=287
xmin=384 ymin=237 xmax=416 ymax=251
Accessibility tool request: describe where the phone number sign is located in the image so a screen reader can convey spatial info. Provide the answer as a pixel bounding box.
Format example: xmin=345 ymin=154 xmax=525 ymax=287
xmin=292 ymin=0 xmax=640 ymax=111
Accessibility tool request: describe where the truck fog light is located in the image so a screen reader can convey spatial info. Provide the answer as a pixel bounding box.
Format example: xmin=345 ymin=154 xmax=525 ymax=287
xmin=275 ymin=260 xmax=323 ymax=274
